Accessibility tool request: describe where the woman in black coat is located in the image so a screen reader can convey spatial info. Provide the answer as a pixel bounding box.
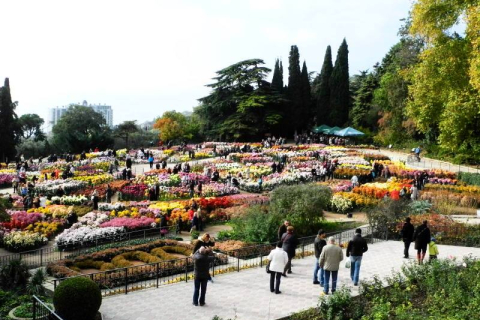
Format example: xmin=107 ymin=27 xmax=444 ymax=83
xmin=413 ymin=220 xmax=431 ymax=264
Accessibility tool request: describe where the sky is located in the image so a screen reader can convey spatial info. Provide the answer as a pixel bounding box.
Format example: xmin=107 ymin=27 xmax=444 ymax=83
xmin=0 ymin=0 xmax=414 ymax=126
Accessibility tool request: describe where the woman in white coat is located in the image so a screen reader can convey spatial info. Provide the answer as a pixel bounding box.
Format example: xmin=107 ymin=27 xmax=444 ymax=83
xmin=267 ymin=241 xmax=289 ymax=294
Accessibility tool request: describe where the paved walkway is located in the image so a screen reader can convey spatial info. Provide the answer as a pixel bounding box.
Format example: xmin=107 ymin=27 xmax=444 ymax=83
xmin=100 ymin=241 xmax=480 ymax=320
xmin=357 ymin=148 xmax=480 ymax=173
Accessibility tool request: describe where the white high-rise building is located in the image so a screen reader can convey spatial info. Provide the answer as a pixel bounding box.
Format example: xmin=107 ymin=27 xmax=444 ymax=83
xmin=48 ymin=100 xmax=113 ymax=131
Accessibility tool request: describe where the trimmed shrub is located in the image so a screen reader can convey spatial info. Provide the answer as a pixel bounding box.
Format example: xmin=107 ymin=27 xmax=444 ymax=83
xmin=53 ymin=277 xmax=102 ymax=320
xmin=270 ymin=184 xmax=332 ymax=237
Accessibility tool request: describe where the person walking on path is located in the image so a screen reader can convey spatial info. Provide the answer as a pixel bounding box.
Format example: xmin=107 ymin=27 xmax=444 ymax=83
xmin=413 ymin=220 xmax=431 ymax=264
xmin=277 ymin=220 xmax=289 ymax=240
xmin=148 ymin=155 xmax=154 ymax=169
xmin=346 ymin=228 xmax=368 ymax=286
xmin=313 ymin=230 xmax=327 ymax=285
xmin=281 ymin=226 xmax=299 ymax=276
xmin=319 ymin=237 xmax=343 ymax=295
xmin=267 ymin=241 xmax=289 ymax=294
xmin=429 ymin=237 xmax=439 ymax=261
xmin=192 ymin=247 xmax=215 ymax=306
xmin=401 ymin=217 xmax=415 ymax=258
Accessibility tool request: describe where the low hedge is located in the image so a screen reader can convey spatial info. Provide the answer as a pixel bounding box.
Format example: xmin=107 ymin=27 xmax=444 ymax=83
xmin=47 ymin=239 xmax=192 ymax=278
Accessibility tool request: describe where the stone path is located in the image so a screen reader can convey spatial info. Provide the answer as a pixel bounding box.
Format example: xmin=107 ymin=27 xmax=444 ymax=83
xmin=100 ymin=241 xmax=480 ymax=320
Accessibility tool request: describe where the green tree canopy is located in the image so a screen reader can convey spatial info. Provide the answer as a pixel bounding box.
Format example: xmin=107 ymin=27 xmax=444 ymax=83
xmin=114 ymin=121 xmax=140 ymax=149
xmin=406 ymin=0 xmax=480 ymax=159
xmin=18 ymin=113 xmax=45 ymax=141
xmin=195 ymin=59 xmax=284 ymax=140
xmin=51 ymin=105 xmax=113 ymax=153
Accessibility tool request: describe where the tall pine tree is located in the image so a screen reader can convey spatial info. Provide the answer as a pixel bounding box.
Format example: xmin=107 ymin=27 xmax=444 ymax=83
xmin=301 ymin=61 xmax=313 ymax=122
xmin=271 ymin=59 xmax=284 ymax=92
xmin=0 ymin=78 xmax=19 ymax=162
xmin=287 ymin=45 xmax=303 ymax=134
xmin=329 ymin=39 xmax=350 ymax=126
xmin=313 ymin=45 xmax=333 ymax=125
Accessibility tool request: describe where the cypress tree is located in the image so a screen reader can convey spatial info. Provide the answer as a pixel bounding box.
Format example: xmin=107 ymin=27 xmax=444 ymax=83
xmin=0 ymin=78 xmax=19 ymax=163
xmin=313 ymin=46 xmax=333 ymax=125
xmin=301 ymin=61 xmax=312 ymax=121
xmin=329 ymin=39 xmax=350 ymax=126
xmin=287 ymin=45 xmax=303 ymax=133
xmin=271 ymin=59 xmax=284 ymax=92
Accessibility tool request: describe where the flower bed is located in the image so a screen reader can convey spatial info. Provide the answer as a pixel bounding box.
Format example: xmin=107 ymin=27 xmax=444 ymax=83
xmin=3 ymin=230 xmax=48 ymax=252
xmin=213 ymin=240 xmax=272 ymax=259
xmin=55 ymin=226 xmax=125 ymax=249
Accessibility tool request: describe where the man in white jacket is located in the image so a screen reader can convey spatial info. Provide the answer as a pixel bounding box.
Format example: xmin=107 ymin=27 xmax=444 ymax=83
xmin=267 ymin=241 xmax=289 ymax=294
xmin=319 ymin=237 xmax=344 ymax=295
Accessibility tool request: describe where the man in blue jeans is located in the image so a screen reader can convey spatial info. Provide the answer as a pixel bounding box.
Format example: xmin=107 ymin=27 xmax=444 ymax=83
xmin=346 ymin=228 xmax=368 ymax=286
xmin=313 ymin=230 xmax=327 ymax=285
xmin=193 ymin=247 xmax=215 ymax=306
xmin=319 ymin=237 xmax=343 ymax=295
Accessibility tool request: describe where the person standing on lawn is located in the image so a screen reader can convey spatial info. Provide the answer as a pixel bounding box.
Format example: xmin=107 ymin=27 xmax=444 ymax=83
xmin=267 ymin=241 xmax=289 ymax=294
xmin=314 ymin=230 xmax=327 ymax=285
xmin=346 ymin=228 xmax=368 ymax=286
xmin=401 ymin=217 xmax=415 ymax=258
xmin=319 ymin=237 xmax=343 ymax=295
xmin=281 ymin=226 xmax=299 ymax=276
xmin=192 ymin=247 xmax=215 ymax=306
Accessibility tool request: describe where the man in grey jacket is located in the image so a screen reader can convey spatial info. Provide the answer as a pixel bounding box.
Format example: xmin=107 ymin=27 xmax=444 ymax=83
xmin=193 ymin=247 xmax=215 ymax=306
xmin=319 ymin=237 xmax=343 ymax=295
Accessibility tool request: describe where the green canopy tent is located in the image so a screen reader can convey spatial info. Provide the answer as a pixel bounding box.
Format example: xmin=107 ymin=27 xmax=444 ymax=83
xmin=334 ymin=127 xmax=365 ymax=137
xmin=323 ymin=126 xmax=342 ymax=135
xmin=312 ymin=125 xmax=331 ymax=133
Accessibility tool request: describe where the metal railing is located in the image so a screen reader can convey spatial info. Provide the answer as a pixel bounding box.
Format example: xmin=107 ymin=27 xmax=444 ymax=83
xmin=32 ymin=295 xmax=63 ymax=320
xmin=0 ymin=225 xmax=177 ymax=268
xmin=52 ymin=226 xmax=381 ymax=296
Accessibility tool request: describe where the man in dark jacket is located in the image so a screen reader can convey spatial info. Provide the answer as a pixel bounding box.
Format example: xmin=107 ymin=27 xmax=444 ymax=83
xmin=401 ymin=217 xmax=415 ymax=258
xmin=314 ymin=229 xmax=327 ymax=285
xmin=413 ymin=220 xmax=431 ymax=264
xmin=277 ymin=220 xmax=289 ymax=240
xmin=346 ymin=228 xmax=368 ymax=286
xmin=281 ymin=226 xmax=299 ymax=276
xmin=192 ymin=247 xmax=215 ymax=306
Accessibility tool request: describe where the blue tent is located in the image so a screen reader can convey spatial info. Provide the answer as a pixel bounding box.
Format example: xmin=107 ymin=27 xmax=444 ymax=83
xmin=324 ymin=126 xmax=342 ymax=135
xmin=312 ymin=125 xmax=331 ymax=133
xmin=334 ymin=127 xmax=365 ymax=137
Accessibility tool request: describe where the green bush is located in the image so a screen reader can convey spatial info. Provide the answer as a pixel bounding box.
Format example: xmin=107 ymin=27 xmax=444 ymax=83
xmin=458 ymin=172 xmax=480 ymax=186
xmin=228 ymin=205 xmax=282 ymax=243
xmin=270 ymin=184 xmax=332 ymax=237
xmin=0 ymin=259 xmax=30 ymax=292
xmin=53 ymin=277 xmax=102 ymax=320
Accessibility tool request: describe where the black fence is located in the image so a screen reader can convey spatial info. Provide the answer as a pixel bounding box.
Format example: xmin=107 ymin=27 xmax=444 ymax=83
xmin=52 ymin=226 xmax=381 ymax=296
xmin=0 ymin=226 xmax=177 ymax=269
xmin=32 ymin=295 xmax=63 ymax=320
